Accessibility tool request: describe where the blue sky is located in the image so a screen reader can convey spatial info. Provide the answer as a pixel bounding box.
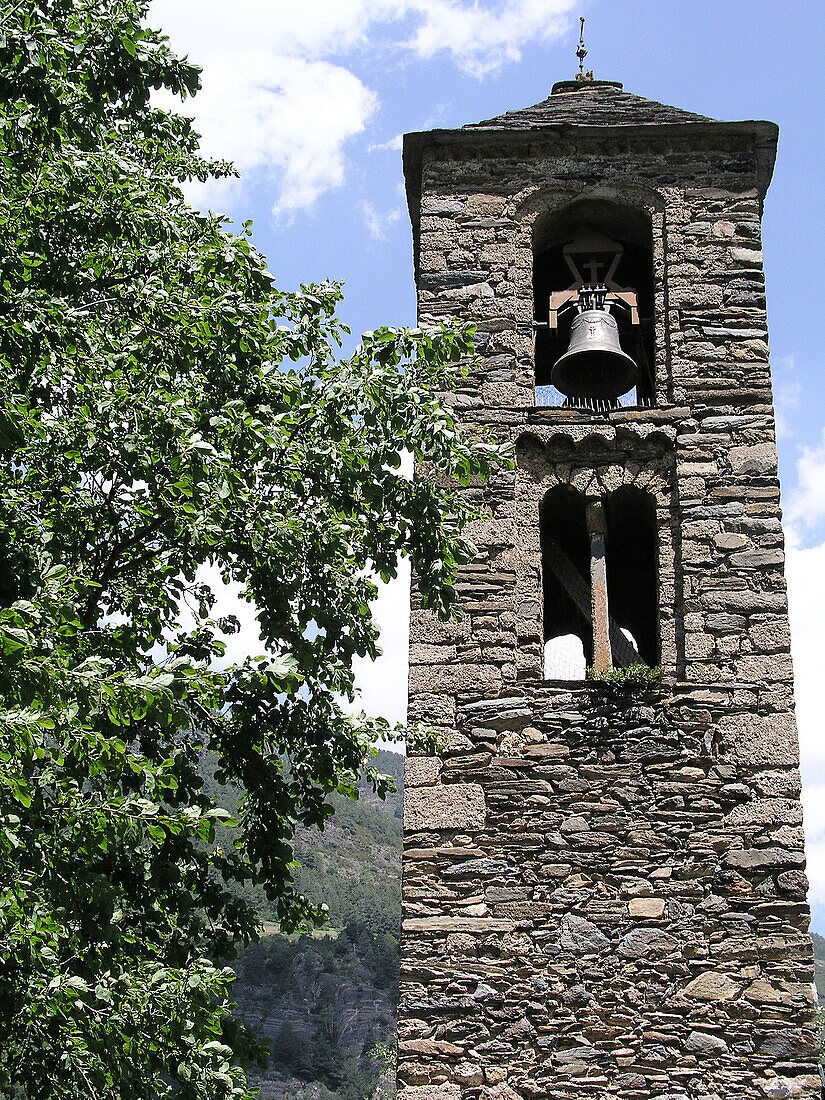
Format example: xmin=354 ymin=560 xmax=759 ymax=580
xmin=148 ymin=0 xmax=825 ymax=927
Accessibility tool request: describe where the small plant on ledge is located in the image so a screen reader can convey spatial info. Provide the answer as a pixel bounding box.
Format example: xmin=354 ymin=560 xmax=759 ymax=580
xmin=586 ymin=662 xmax=662 ymax=693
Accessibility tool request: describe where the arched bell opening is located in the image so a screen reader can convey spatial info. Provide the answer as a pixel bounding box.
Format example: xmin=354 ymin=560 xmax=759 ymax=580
xmin=540 ymin=485 xmax=592 ymax=676
xmin=532 ymin=199 xmax=656 ymax=407
xmin=604 ymin=486 xmax=659 ymax=666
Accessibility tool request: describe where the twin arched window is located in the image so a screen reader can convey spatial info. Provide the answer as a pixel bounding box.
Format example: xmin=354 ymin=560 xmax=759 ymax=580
xmin=541 ymin=484 xmax=658 ymax=679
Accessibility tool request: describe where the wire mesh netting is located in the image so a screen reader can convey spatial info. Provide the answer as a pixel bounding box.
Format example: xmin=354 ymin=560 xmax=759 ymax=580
xmin=543 ymin=634 xmax=587 ymax=680
xmin=543 ymin=629 xmax=642 ymax=680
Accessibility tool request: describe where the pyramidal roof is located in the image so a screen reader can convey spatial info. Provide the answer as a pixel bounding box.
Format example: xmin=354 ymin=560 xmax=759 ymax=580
xmin=465 ymin=79 xmax=715 ymax=130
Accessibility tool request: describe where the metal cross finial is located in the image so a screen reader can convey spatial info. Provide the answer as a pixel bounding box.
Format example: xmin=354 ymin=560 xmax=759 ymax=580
xmin=576 ymin=16 xmax=588 ymax=77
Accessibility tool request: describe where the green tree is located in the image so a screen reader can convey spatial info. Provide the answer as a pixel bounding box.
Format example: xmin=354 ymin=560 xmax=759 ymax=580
xmin=0 ymin=1 xmax=507 ymax=1097
xmin=271 ymin=1022 xmax=311 ymax=1080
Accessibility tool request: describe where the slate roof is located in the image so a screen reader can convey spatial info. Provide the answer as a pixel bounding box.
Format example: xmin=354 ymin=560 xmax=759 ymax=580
xmin=465 ymin=80 xmax=716 ymax=131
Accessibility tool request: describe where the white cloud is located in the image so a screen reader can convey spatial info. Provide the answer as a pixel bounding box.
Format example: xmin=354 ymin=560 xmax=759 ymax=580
xmin=150 ymin=0 xmax=384 ymax=216
xmin=786 ymin=532 xmax=825 ymax=928
xmin=173 ymin=562 xmax=264 ymax=668
xmin=405 ymin=0 xmax=577 ymax=77
xmin=802 ymin=784 xmax=825 ymax=929
xmin=784 ymin=429 xmax=825 ymax=533
xmin=368 ymin=134 xmax=404 ymax=153
xmin=787 ymin=531 xmax=825 ymax=772
xmin=361 ymin=202 xmax=403 ymax=240
xmin=149 ymin=0 xmax=578 ymax=214
xmin=773 ymin=355 xmax=801 ymax=442
xmin=351 ymin=453 xmax=414 ymax=725
xmin=151 ymin=0 xmax=577 ymax=78
xmin=150 ymin=0 xmax=393 ymax=70
xmin=154 ymin=50 xmax=377 ymax=219
xmin=352 ymin=559 xmax=411 ymax=726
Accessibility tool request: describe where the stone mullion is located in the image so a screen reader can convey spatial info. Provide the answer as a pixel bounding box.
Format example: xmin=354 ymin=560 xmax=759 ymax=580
xmin=585 ymin=497 xmax=612 ymax=672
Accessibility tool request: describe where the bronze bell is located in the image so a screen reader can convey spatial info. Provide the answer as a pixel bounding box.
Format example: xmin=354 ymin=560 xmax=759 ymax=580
xmin=552 ymin=305 xmax=638 ymax=401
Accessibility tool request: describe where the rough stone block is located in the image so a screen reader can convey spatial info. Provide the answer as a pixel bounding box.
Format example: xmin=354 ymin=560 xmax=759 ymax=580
xmin=400 ymin=1039 xmax=465 ymax=1057
xmin=402 ymin=916 xmax=515 ymax=934
xmin=405 ymin=756 xmax=442 ymax=788
xmin=404 ymin=783 xmax=486 ymax=832
xmin=559 ymin=914 xmax=610 ymax=955
xmin=730 ymin=246 xmax=763 ymax=266
xmin=749 ymin=619 xmax=791 ymax=652
xmin=682 ymin=971 xmax=741 ymax=1001
xmin=440 ymin=730 xmax=473 ymax=752
xmin=729 ymin=547 xmax=783 ymax=568
xmin=679 ymin=461 xmax=718 ymax=478
xmin=735 ymin=653 xmax=793 ymax=682
xmin=409 ymin=663 xmax=501 ymax=694
xmin=718 ymin=712 xmax=799 ymax=766
xmin=744 ymin=979 xmax=790 ymax=1005
xmin=686 ymin=633 xmax=714 ymax=659
xmin=685 ymin=1030 xmax=729 ymax=1054
xmin=409 ymin=643 xmax=458 ymax=665
xmin=482 ymin=1086 xmax=522 ymax=1100
xmin=714 ymin=531 xmax=748 ymax=550
xmin=725 ymin=846 xmax=805 ymax=870
xmin=629 ymin=897 xmax=666 ymax=918
xmin=725 ymin=797 xmax=802 ymax=827
xmin=618 ymin=927 xmax=678 ymax=958
xmin=441 ymin=280 xmax=493 ymax=301
xmin=410 ymin=610 xmax=471 ymax=646
xmin=407 ymin=691 xmax=456 ymax=726
xmin=777 ymin=869 xmax=809 ymax=897
xmin=730 ymin=442 xmax=777 ymax=475
xmin=398 ymin=1086 xmax=461 ymax=1100
xmin=559 ymin=814 xmax=589 ymax=835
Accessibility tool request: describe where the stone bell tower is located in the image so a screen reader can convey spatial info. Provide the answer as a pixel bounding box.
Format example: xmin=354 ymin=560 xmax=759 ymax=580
xmin=399 ymin=77 xmax=820 ymax=1099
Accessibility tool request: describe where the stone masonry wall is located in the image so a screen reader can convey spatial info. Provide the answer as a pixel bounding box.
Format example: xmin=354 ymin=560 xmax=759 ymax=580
xmin=399 ymin=125 xmax=819 ymax=1099
xmin=401 ymin=685 xmax=815 ymax=1099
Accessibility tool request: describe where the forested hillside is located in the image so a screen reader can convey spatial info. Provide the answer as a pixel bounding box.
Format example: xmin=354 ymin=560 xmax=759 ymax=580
xmin=231 ymin=750 xmax=404 ymax=1099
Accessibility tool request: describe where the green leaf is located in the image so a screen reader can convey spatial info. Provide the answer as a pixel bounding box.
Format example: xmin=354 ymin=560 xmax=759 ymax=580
xmin=0 ymin=1 xmax=505 ymax=1092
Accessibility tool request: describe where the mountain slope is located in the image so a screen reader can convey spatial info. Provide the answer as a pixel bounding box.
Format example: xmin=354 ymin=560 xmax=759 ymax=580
xmin=233 ymin=750 xmax=404 ymax=1099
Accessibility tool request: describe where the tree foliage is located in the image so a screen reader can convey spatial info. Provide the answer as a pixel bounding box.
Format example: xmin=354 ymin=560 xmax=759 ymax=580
xmin=0 ymin=1 xmax=507 ymax=1096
